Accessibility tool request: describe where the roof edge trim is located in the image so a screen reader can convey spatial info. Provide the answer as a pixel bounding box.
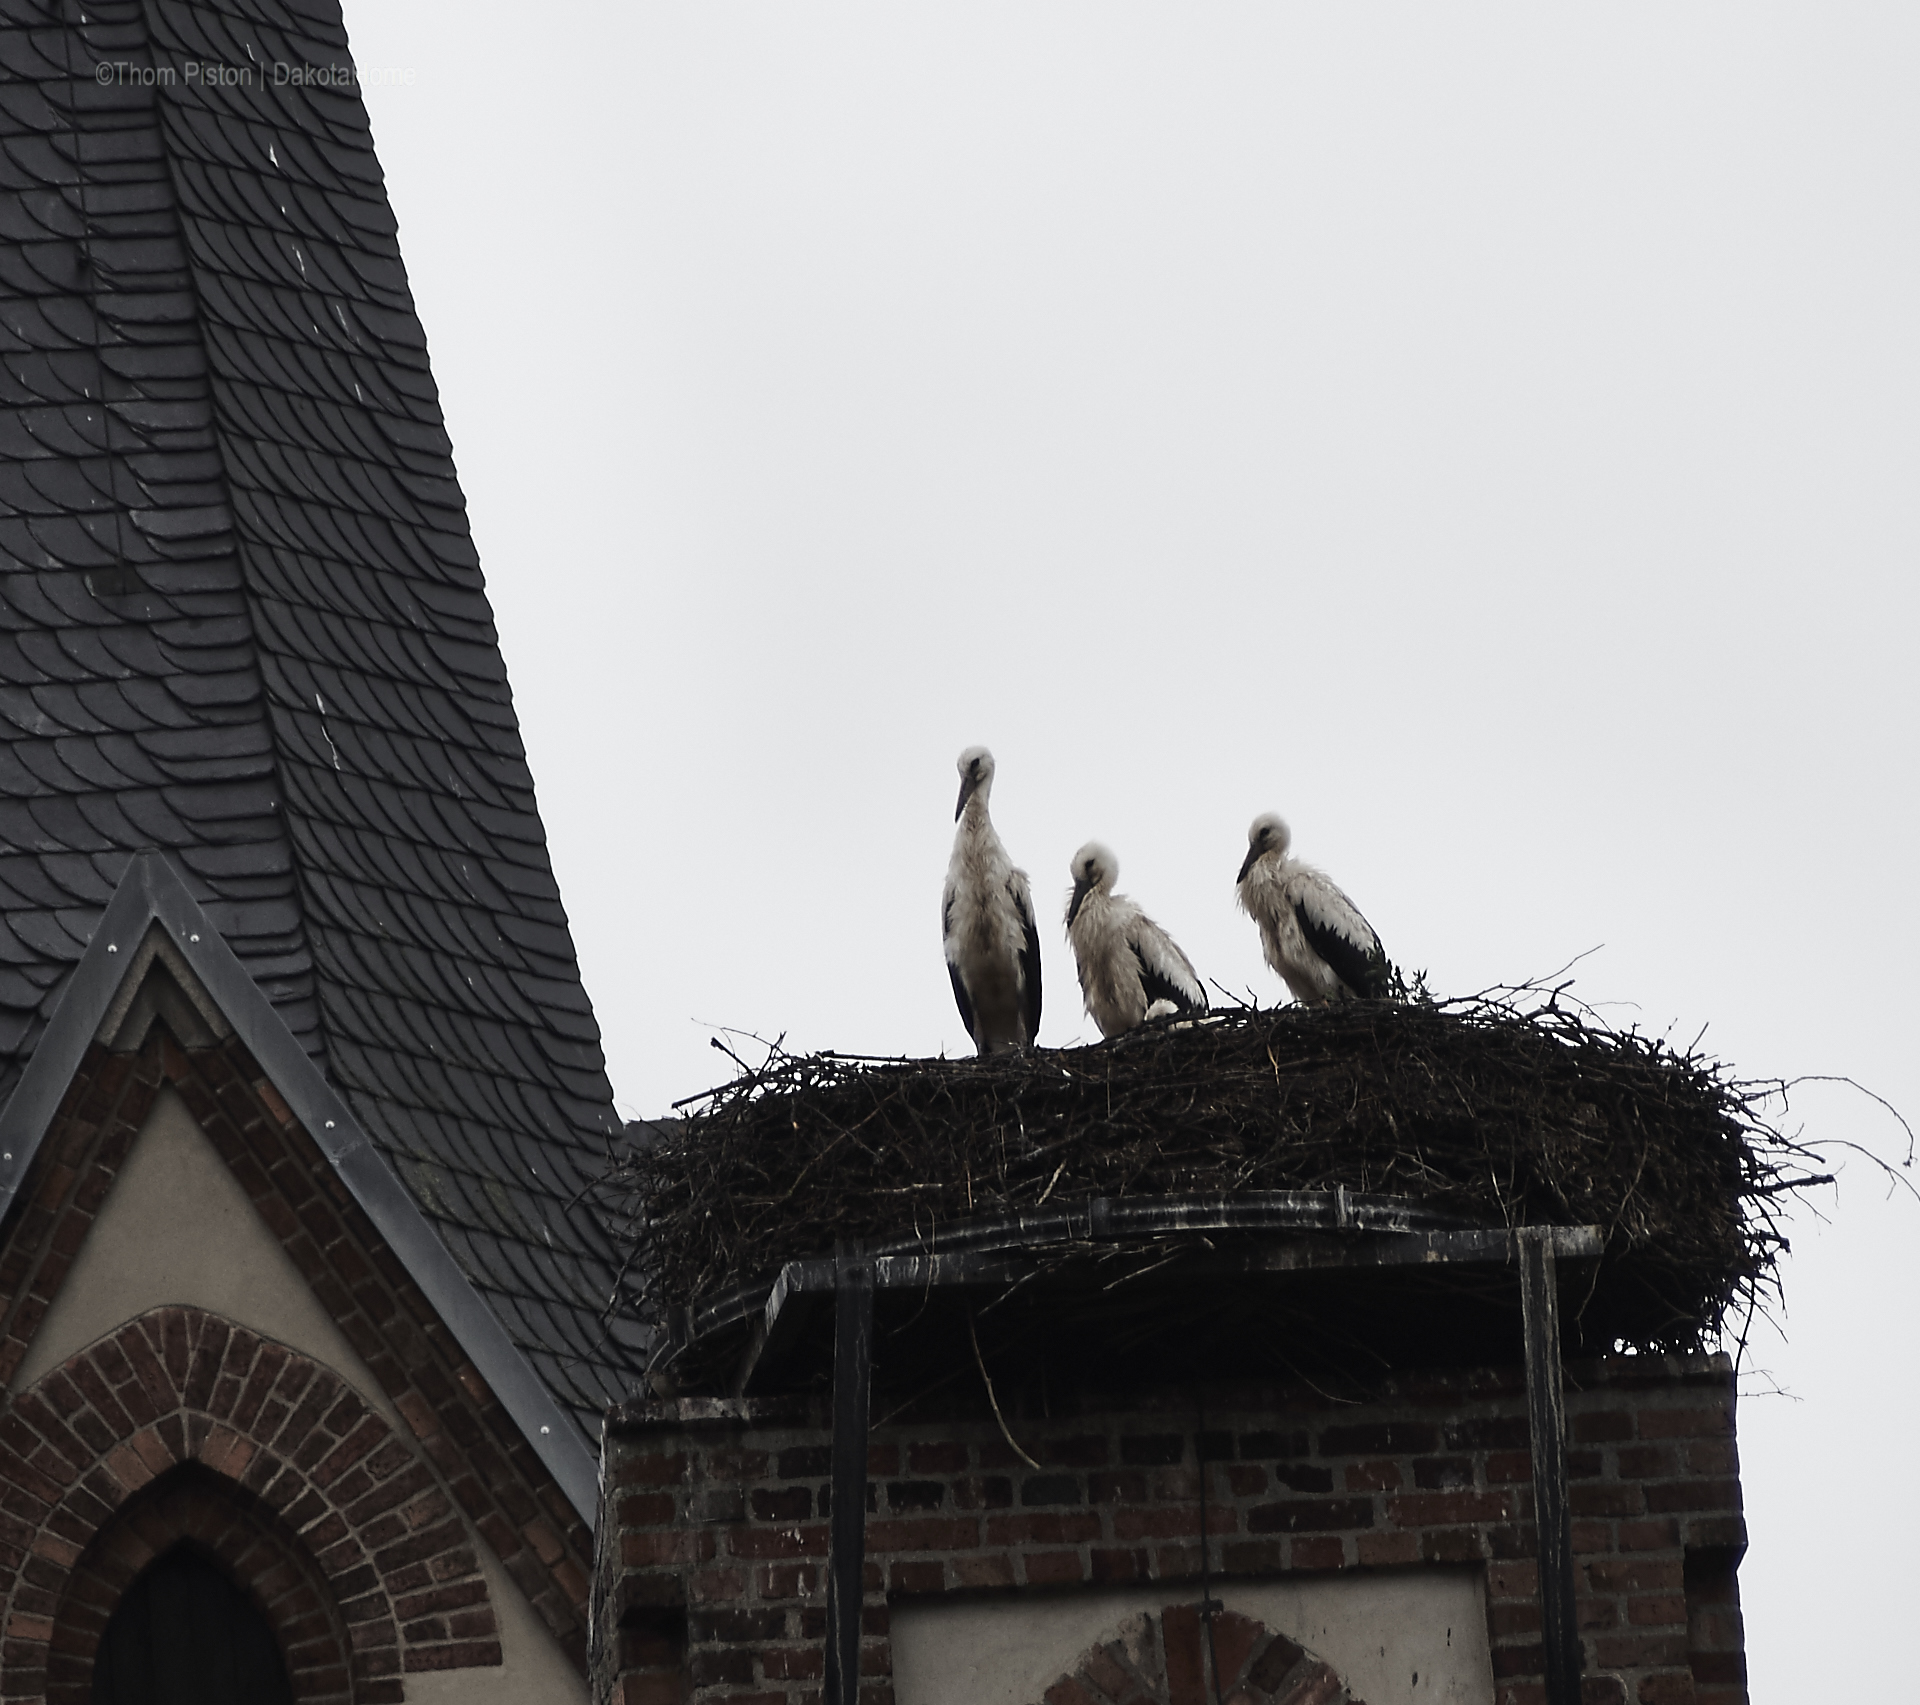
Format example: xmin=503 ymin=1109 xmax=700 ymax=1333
xmin=0 ymin=853 xmax=599 ymax=1524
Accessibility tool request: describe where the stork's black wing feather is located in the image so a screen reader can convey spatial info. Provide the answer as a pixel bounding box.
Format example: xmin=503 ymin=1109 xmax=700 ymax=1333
xmin=947 ymin=961 xmax=977 ymax=1042
xmin=1015 ymin=883 xmax=1043 ymax=1045
xmin=1294 ymin=898 xmax=1389 ymax=999
xmin=942 ymin=889 xmax=977 ymax=1041
xmin=1129 ymin=942 xmax=1207 ymax=1016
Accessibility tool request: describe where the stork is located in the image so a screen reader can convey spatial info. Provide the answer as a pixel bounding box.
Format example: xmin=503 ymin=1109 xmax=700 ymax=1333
xmin=942 ymin=747 xmax=1042 ymax=1053
xmin=1236 ymin=813 xmax=1391 ymax=1004
xmin=1064 ymin=842 xmax=1207 ymax=1037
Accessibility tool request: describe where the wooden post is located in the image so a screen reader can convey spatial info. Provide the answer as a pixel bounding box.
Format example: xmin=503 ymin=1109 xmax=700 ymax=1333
xmin=1519 ymin=1229 xmax=1583 ymax=1705
xmin=823 ymin=1246 xmax=874 ymax=1705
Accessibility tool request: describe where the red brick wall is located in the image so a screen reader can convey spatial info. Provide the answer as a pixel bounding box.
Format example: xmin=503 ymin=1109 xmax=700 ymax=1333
xmin=592 ymin=1356 xmax=1747 ymax=1705
xmin=0 ymin=1307 xmax=500 ymax=1702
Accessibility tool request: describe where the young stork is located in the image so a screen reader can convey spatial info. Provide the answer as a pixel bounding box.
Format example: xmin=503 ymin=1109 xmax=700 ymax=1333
xmin=942 ymin=747 xmax=1042 ymax=1053
xmin=1064 ymin=842 xmax=1207 ymax=1037
xmin=1236 ymin=813 xmax=1391 ymax=1004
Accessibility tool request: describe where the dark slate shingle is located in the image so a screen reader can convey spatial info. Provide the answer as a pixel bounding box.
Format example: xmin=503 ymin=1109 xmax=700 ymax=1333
xmin=0 ymin=0 xmax=640 ymax=1438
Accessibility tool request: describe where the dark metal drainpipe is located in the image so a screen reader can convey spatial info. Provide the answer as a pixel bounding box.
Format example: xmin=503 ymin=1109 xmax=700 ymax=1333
xmin=1519 ymin=1228 xmax=1584 ymax=1705
xmin=824 ymin=1246 xmax=874 ymax=1705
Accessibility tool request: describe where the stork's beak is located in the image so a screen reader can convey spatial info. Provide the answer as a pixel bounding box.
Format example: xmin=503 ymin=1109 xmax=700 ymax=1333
xmin=955 ymin=772 xmax=979 ymax=821
xmin=1236 ymin=844 xmax=1259 ymax=885
xmin=1066 ymin=875 xmax=1092 ymax=927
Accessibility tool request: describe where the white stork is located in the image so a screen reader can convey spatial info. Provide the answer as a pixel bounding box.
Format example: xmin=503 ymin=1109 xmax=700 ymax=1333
xmin=1064 ymin=842 xmax=1207 ymax=1038
xmin=942 ymin=747 xmax=1042 ymax=1053
xmin=1236 ymin=813 xmax=1391 ymax=1005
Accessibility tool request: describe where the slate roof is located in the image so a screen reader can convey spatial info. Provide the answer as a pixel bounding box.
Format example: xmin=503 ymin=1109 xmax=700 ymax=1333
xmin=0 ymin=0 xmax=645 ymax=1434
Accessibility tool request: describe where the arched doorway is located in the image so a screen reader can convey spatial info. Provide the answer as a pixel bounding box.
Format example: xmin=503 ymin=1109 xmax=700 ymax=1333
xmin=91 ymin=1543 xmax=295 ymax=1705
xmin=10 ymin=1310 xmax=507 ymax=1701
xmin=45 ymin=1461 xmax=357 ymax=1705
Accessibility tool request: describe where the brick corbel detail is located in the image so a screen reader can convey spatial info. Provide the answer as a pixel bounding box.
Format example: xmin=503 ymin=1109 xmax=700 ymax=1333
xmin=0 ymin=1307 xmax=500 ymax=1702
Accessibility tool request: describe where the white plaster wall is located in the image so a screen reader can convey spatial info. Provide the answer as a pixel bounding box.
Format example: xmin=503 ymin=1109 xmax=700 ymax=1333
xmin=12 ymin=1087 xmax=401 ymax=1421
xmin=10 ymin=1085 xmax=589 ymax=1703
xmin=891 ymin=1571 xmax=1493 ymax=1705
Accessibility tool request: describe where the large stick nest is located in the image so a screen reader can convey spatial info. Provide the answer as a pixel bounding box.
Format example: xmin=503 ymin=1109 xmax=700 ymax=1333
xmin=604 ymin=990 xmax=1833 ymax=1367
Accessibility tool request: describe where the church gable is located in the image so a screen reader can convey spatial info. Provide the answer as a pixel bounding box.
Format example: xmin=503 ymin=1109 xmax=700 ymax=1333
xmin=0 ymin=874 xmax=599 ymax=1693
xmin=0 ymin=856 xmax=596 ymax=1511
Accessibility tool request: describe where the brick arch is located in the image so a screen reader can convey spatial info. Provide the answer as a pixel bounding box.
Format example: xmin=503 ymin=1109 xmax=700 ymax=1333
xmin=1038 ymin=1604 xmax=1358 ymax=1705
xmin=0 ymin=1307 xmax=501 ymax=1704
xmin=49 ymin=1463 xmax=355 ymax=1704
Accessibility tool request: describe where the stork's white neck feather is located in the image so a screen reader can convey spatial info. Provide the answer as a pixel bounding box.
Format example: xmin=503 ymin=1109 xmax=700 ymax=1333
xmin=950 ymin=794 xmax=1014 ymax=904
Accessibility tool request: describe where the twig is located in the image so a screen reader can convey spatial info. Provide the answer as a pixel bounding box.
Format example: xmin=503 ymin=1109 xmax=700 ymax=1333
xmin=968 ymin=1312 xmax=1040 ymax=1471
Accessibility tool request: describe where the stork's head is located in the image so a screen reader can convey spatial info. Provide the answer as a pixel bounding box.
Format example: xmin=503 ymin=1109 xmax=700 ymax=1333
xmin=1065 ymin=841 xmax=1117 ymax=926
xmin=955 ymin=746 xmax=995 ymax=819
xmin=1237 ymin=812 xmax=1291 ymax=884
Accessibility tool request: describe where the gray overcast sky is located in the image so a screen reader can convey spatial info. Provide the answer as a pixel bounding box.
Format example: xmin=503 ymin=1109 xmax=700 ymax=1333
xmin=340 ymin=5 xmax=1916 ymax=1694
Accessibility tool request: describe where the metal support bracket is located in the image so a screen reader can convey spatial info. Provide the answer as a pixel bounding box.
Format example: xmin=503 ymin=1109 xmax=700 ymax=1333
xmin=719 ymin=1211 xmax=1604 ymax=1395
xmin=1519 ymin=1228 xmax=1583 ymax=1705
xmin=823 ymin=1246 xmax=874 ymax=1705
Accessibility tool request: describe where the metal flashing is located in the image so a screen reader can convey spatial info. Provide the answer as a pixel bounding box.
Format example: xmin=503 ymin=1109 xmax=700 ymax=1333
xmin=0 ymin=853 xmax=600 ymax=1524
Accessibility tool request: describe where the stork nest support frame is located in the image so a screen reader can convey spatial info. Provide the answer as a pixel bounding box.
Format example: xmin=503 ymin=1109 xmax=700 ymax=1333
xmin=603 ymin=988 xmax=1837 ymax=1379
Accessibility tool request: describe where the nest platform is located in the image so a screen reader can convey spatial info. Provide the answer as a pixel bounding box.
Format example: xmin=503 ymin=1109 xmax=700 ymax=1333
xmin=607 ymin=995 xmax=1821 ymax=1396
